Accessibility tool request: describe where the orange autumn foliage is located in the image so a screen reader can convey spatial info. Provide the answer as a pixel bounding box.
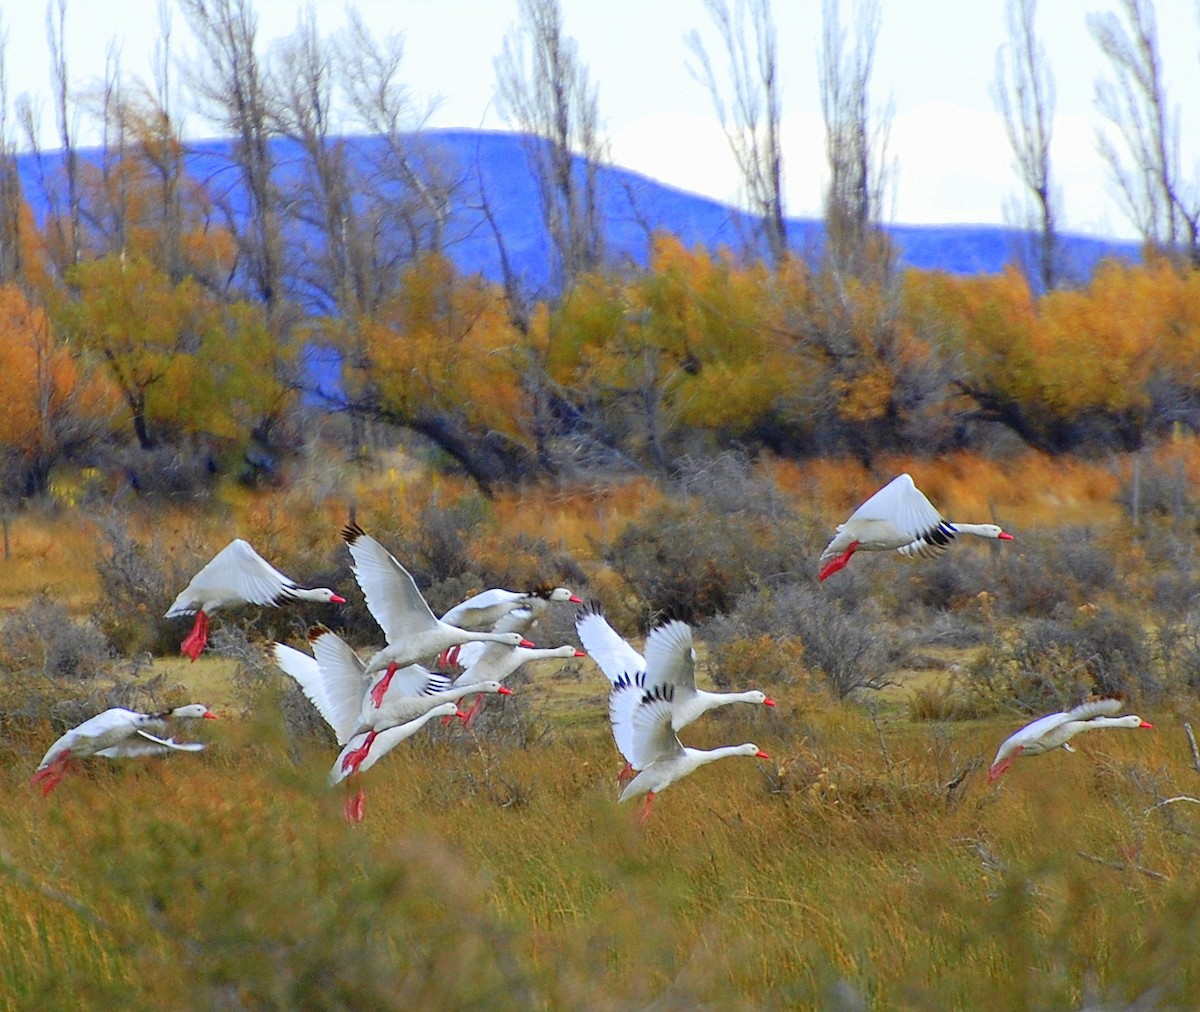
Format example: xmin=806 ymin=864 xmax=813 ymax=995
xmin=0 ymin=284 xmax=116 ymax=469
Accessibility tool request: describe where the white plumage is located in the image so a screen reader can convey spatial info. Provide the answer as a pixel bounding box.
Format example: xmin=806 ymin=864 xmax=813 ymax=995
xmin=340 ymin=524 xmax=535 ymax=703
xmin=609 ymin=681 xmax=769 ymax=825
xmin=32 ymin=704 xmax=217 ymax=795
xmin=818 ymin=473 xmax=1013 ymax=581
xmin=166 ymin=539 xmax=345 ymax=660
xmin=273 ymin=625 xmax=512 ymax=774
xmin=988 ymin=698 xmax=1153 ymax=782
xmin=576 ymin=607 xmax=774 ymax=754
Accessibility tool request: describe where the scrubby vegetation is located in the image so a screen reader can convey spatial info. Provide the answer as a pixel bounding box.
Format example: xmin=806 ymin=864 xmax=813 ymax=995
xmin=0 ymin=445 xmax=1198 ymax=1007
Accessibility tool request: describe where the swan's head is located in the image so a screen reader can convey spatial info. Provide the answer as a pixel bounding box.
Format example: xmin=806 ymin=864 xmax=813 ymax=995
xmin=476 ymin=680 xmax=514 ymax=696
xmin=428 ymin=702 xmax=461 ymax=720
xmin=1108 ymin=715 xmax=1153 ymax=729
xmin=171 ymin=704 xmax=218 ymax=720
xmin=495 ymin=631 xmax=535 ymax=648
xmin=744 ymin=690 xmax=776 ymax=707
xmin=533 ymin=586 xmax=583 ymax=604
xmin=317 ymin=588 xmax=347 ymax=604
xmin=982 ymin=524 xmax=1013 ymax=541
xmin=738 ymin=743 xmax=770 ymax=759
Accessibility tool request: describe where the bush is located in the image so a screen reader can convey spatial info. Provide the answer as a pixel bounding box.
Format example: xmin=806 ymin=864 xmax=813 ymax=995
xmin=965 ymin=605 xmax=1157 ymax=715
xmin=713 ymin=584 xmax=899 ymax=699
xmin=92 ymin=511 xmax=192 ymax=656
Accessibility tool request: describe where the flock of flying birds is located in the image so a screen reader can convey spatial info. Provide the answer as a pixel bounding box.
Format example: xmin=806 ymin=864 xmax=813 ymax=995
xmin=30 ymin=474 xmax=1154 ymax=822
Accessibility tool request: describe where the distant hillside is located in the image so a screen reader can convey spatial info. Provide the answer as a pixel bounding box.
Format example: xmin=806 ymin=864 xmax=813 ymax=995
xmin=17 ymin=128 xmax=1139 ymax=294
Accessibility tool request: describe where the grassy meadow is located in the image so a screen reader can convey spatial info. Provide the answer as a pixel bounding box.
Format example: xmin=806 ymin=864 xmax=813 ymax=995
xmin=2 ymin=445 xmax=1200 ymax=1008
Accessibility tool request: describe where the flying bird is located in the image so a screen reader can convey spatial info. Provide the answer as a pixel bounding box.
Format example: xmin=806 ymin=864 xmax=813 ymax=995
xmin=988 ymin=698 xmax=1153 ymax=782
xmin=340 ymin=523 xmax=534 ymax=704
xmin=32 ymin=703 xmax=217 ymax=795
xmin=818 ymin=473 xmax=1013 ymax=581
xmin=609 ymin=680 xmax=768 ymax=826
xmin=578 ymin=606 xmax=774 ymax=778
xmin=166 ymin=539 xmax=345 ymax=660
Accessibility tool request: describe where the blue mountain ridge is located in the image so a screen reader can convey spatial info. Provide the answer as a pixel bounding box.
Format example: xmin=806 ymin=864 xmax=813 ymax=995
xmin=17 ymin=128 xmax=1138 ymax=290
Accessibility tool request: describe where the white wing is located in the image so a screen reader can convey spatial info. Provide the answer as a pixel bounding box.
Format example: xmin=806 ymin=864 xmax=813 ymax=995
xmin=97 ymin=731 xmax=206 ymax=758
xmin=166 ymin=539 xmax=296 ymax=616
xmin=641 ymin=620 xmax=697 ymax=693
xmin=576 ymin=606 xmax=645 ymax=685
xmin=328 ymin=702 xmax=458 ymax=784
xmin=342 ymin=526 xmax=439 ymax=642
xmin=848 ymin=474 xmax=942 ymax=530
xmin=1063 ymin=697 xmax=1124 ymax=722
xmin=608 ymin=672 xmax=647 ymax=767
xmin=273 ymin=641 xmax=341 ymax=735
xmin=628 ymin=691 xmax=686 ymax=768
xmin=305 ymin=627 xmax=378 ymax=744
xmin=440 ymin=588 xmax=523 ymax=628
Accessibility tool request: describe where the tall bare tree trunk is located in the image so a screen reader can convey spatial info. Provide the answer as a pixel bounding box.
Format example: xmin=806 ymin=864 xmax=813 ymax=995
xmin=687 ymin=0 xmax=788 ymax=267
xmin=994 ymin=0 xmax=1063 ymax=292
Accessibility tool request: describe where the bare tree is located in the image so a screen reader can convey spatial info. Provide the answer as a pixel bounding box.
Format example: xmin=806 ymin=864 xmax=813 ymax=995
xmin=687 ymin=0 xmax=787 ymax=267
xmin=336 ymin=10 xmax=459 ymax=271
xmin=495 ymin=0 xmax=606 ymax=293
xmin=1089 ymin=0 xmax=1200 ymax=263
xmin=22 ymin=0 xmax=84 ymax=277
xmin=178 ymin=0 xmax=286 ymax=320
xmin=819 ymin=0 xmax=891 ymax=284
xmin=993 ymin=0 xmax=1064 ymax=291
xmin=0 ymin=17 xmax=28 ymax=285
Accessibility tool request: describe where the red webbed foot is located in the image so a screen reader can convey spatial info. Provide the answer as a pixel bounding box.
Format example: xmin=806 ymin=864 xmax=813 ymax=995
xmin=343 ymin=788 xmax=366 ymax=823
xmin=818 ymin=542 xmax=860 ymax=582
xmin=340 ymin=731 xmax=378 ymax=775
xmin=369 ymin=663 xmax=398 ymax=708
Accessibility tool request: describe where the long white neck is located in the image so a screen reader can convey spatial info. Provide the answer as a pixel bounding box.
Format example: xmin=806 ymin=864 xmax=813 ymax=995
xmin=696 ymin=690 xmax=761 ymax=713
xmin=949 ymin=523 xmax=997 ymax=538
xmin=1082 ymin=715 xmax=1145 ymax=731
xmin=690 ymin=744 xmax=757 ymax=768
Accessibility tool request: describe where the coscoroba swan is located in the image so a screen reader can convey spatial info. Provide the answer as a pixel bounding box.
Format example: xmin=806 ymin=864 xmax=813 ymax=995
xmin=272 ymin=625 xmax=511 ymax=773
xmin=32 ymin=704 xmax=217 ymax=795
xmin=609 ymin=681 xmax=768 ymax=825
xmin=577 ymin=606 xmax=774 ymax=778
xmin=818 ymin=473 xmax=1013 ymax=581
xmin=166 ymin=539 xmax=345 ymax=660
xmin=449 ymin=608 xmax=585 ymax=722
xmin=988 ymin=698 xmax=1153 ymax=782
xmin=340 ymin=523 xmax=534 ymax=704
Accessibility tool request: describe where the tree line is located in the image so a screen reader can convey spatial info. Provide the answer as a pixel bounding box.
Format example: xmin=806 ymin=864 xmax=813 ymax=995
xmin=0 ymin=0 xmax=1195 ymax=499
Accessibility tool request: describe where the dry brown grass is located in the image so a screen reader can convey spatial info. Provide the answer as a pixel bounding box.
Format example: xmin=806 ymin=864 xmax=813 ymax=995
xmin=1 ymin=444 xmax=1199 ymax=1006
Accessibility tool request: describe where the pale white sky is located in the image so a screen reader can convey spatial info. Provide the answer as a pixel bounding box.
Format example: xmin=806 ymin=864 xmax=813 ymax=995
xmin=3 ymin=0 xmax=1199 ymax=240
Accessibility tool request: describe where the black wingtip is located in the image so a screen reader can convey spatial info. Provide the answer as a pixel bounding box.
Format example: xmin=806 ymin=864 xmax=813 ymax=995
xmin=575 ymin=598 xmax=607 ymax=621
xmin=341 ymin=522 xmax=366 ymax=545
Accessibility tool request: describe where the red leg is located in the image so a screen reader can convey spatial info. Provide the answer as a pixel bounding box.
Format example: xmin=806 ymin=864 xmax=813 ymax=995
xmin=343 ymin=787 xmax=366 ymax=823
xmin=369 ymin=663 xmax=398 ymax=708
xmin=461 ymin=693 xmax=485 ymax=727
xmin=616 ymin=761 xmax=634 ymax=784
xmin=31 ymin=755 xmax=70 ymax=796
xmin=818 ymin=542 xmax=860 ymax=582
xmin=638 ymin=791 xmax=656 ymax=827
xmin=340 ymin=731 xmax=378 ymax=774
xmin=180 ymin=611 xmax=209 ymax=661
